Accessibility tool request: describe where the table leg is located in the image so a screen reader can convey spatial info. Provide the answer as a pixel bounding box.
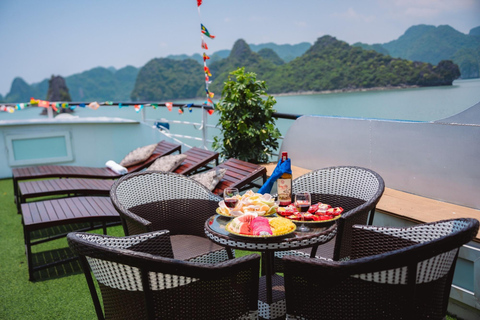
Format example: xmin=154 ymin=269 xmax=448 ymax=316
xmin=226 ymin=247 xmax=234 ymax=259
xmin=262 ymin=251 xmax=274 ymax=304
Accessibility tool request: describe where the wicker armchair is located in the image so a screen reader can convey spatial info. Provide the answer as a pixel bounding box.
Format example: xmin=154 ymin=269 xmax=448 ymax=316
xmin=110 ymin=171 xmax=231 ymax=263
xmin=68 ymin=231 xmax=260 ymax=320
xmin=283 ymin=218 xmax=479 ymax=320
xmin=275 ymin=166 xmax=385 ymax=267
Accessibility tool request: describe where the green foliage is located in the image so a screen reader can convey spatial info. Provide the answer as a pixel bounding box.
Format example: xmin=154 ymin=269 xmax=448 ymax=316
xmin=212 ymin=67 xmax=281 ymax=163
xmin=382 ymin=24 xmax=480 ymax=79
xmin=131 ymin=58 xmax=203 ymax=101
xmin=263 ymin=36 xmax=460 ymax=93
xmin=249 ymin=42 xmax=311 ymax=62
xmin=352 ymin=42 xmax=390 ymax=56
xmin=66 ymin=66 xmax=138 ymax=101
xmin=4 ymin=77 xmax=47 ymax=103
xmin=258 ymin=48 xmax=285 ymax=65
xmin=4 ymin=66 xmax=139 ymax=103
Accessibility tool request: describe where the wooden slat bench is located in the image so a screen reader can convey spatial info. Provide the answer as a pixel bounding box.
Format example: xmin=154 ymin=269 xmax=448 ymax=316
xmin=16 ymin=147 xmax=218 ymax=211
xmin=21 ymin=196 xmax=120 ymax=281
xmin=18 ymin=179 xmax=114 ymax=205
xmin=212 ymin=158 xmax=267 ymax=196
xmin=13 ymin=140 xmax=181 ymax=209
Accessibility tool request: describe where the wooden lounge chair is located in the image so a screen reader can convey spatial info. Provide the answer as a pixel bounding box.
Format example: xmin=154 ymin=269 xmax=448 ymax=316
xmin=15 ymin=147 xmax=218 ymax=208
xmin=21 ymin=196 xmax=120 ymax=281
xmin=12 ymin=140 xmax=181 ymax=207
xmin=19 ymin=157 xmax=264 ymax=280
xmin=212 ymin=158 xmax=267 ymax=196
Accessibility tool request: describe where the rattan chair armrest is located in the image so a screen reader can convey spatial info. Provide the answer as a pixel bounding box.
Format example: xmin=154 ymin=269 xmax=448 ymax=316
xmin=350 ymin=225 xmax=418 ymax=259
xmin=127 ymin=230 xmax=174 ymax=258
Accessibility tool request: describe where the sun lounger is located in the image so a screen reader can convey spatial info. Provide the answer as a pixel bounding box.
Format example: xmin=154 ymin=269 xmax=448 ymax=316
xmin=19 ymin=156 xmax=264 ymax=280
xmin=21 ymin=196 xmax=120 ymax=281
xmin=212 ymin=158 xmax=267 ymax=196
xmin=13 ymin=140 xmax=181 ymax=210
xmin=16 ymin=147 xmax=218 ymax=209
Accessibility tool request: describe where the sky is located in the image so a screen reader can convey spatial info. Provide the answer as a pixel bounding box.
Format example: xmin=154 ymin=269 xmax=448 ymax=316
xmin=1 ymin=0 xmax=479 ymax=96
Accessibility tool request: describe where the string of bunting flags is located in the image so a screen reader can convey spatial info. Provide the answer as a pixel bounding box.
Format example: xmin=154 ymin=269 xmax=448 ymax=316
xmin=0 ymin=99 xmax=208 ymax=114
xmin=197 ymin=0 xmax=215 ymax=115
xmin=1 ymin=1 xmax=217 ymax=115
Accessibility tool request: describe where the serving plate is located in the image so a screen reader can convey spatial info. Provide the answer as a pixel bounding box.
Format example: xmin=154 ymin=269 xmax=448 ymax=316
xmin=287 ymin=214 xmax=342 ymax=224
xmin=216 ymin=207 xmax=276 ymax=218
xmin=225 ymin=219 xmax=296 ymax=238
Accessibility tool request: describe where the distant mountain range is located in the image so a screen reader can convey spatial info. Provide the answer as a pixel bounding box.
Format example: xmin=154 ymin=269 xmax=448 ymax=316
xmin=2 ymin=24 xmax=478 ymax=103
xmin=3 ymin=66 xmax=138 ymax=103
xmin=354 ymin=24 xmax=480 ymax=79
xmin=131 ymin=37 xmax=459 ymax=100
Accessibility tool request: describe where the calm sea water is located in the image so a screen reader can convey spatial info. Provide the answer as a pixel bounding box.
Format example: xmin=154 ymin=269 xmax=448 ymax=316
xmin=2 ymin=78 xmax=479 ymax=148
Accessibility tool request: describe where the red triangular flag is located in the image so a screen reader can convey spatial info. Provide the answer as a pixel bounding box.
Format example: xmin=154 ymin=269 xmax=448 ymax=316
xmin=201 ymin=39 xmax=208 ymax=50
xmin=166 ymin=102 xmax=173 ymax=111
xmin=207 ymin=109 xmax=214 ymax=115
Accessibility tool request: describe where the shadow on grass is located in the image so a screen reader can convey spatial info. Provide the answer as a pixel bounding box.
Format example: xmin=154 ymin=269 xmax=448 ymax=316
xmin=29 ymin=222 xmax=121 ymax=282
xmin=31 ymin=248 xmax=83 ymax=282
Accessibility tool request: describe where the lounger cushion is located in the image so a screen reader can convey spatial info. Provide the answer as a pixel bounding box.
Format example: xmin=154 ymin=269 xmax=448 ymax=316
xmin=119 ymin=143 xmax=157 ymax=167
xmin=191 ymin=168 xmax=227 ymax=191
xmin=146 ymin=154 xmax=187 ymax=172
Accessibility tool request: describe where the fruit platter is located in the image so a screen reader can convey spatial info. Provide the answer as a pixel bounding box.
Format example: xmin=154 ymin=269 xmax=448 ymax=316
xmin=226 ymin=215 xmax=296 ymax=238
xmin=217 ymin=190 xmax=278 ymax=217
xmin=276 ymin=202 xmax=343 ymax=224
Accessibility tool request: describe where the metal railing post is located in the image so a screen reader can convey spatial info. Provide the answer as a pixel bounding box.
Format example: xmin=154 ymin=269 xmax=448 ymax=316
xmin=141 ymin=106 xmax=146 ymax=122
xmin=202 ymin=106 xmax=208 ymax=149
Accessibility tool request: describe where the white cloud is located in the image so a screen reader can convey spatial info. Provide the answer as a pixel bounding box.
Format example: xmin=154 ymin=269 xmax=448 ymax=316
xmin=384 ymin=0 xmax=476 ymax=18
xmin=332 ymin=7 xmax=375 ymax=23
xmin=295 ymin=21 xmax=307 ymax=28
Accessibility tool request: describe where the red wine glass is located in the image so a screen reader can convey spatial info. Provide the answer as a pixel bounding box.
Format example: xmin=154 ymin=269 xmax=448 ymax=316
xmin=295 ymin=191 xmax=311 ymax=232
xmin=224 ymin=188 xmax=240 ymax=209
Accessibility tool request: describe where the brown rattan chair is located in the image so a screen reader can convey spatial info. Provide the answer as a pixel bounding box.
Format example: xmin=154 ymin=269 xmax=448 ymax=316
xmin=283 ymin=218 xmax=479 ymax=320
xmin=67 ymin=231 xmax=260 ymax=320
xmin=110 ymin=171 xmax=232 ymax=262
xmin=275 ymin=166 xmax=385 ymax=267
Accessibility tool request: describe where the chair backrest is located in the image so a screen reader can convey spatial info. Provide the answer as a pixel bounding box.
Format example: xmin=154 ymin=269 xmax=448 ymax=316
xmin=283 ymin=218 xmax=479 ymax=320
xmin=68 ymin=231 xmax=260 ymax=320
xmin=292 ymin=166 xmax=385 ymax=260
xmin=110 ymin=171 xmax=222 ymax=236
xmin=126 ymin=140 xmax=181 ymax=173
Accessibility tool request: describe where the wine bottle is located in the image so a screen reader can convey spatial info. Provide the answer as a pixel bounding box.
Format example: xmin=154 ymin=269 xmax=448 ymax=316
xmin=277 ymin=151 xmax=292 ymax=206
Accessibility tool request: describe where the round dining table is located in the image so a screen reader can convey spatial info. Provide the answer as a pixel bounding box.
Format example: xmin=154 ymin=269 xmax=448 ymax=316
xmin=204 ymin=214 xmax=337 ymax=320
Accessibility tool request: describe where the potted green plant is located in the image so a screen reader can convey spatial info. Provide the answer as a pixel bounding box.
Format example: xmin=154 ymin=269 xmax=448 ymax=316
xmin=213 ymin=67 xmax=281 ymax=163
xmin=212 ymin=67 xmax=280 ymax=163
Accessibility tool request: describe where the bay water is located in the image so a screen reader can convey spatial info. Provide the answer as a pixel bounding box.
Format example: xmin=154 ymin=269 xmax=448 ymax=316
xmin=2 ymin=78 xmax=479 ymax=149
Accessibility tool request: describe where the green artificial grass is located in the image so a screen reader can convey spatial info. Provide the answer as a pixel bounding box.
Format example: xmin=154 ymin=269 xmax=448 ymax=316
xmin=0 ymin=178 xmax=124 ymax=319
xmin=0 ymin=178 xmax=460 ymax=319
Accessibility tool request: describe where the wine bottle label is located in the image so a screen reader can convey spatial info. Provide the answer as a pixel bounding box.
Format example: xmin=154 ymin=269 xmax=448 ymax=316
xmin=277 ymin=178 xmax=292 ymax=206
